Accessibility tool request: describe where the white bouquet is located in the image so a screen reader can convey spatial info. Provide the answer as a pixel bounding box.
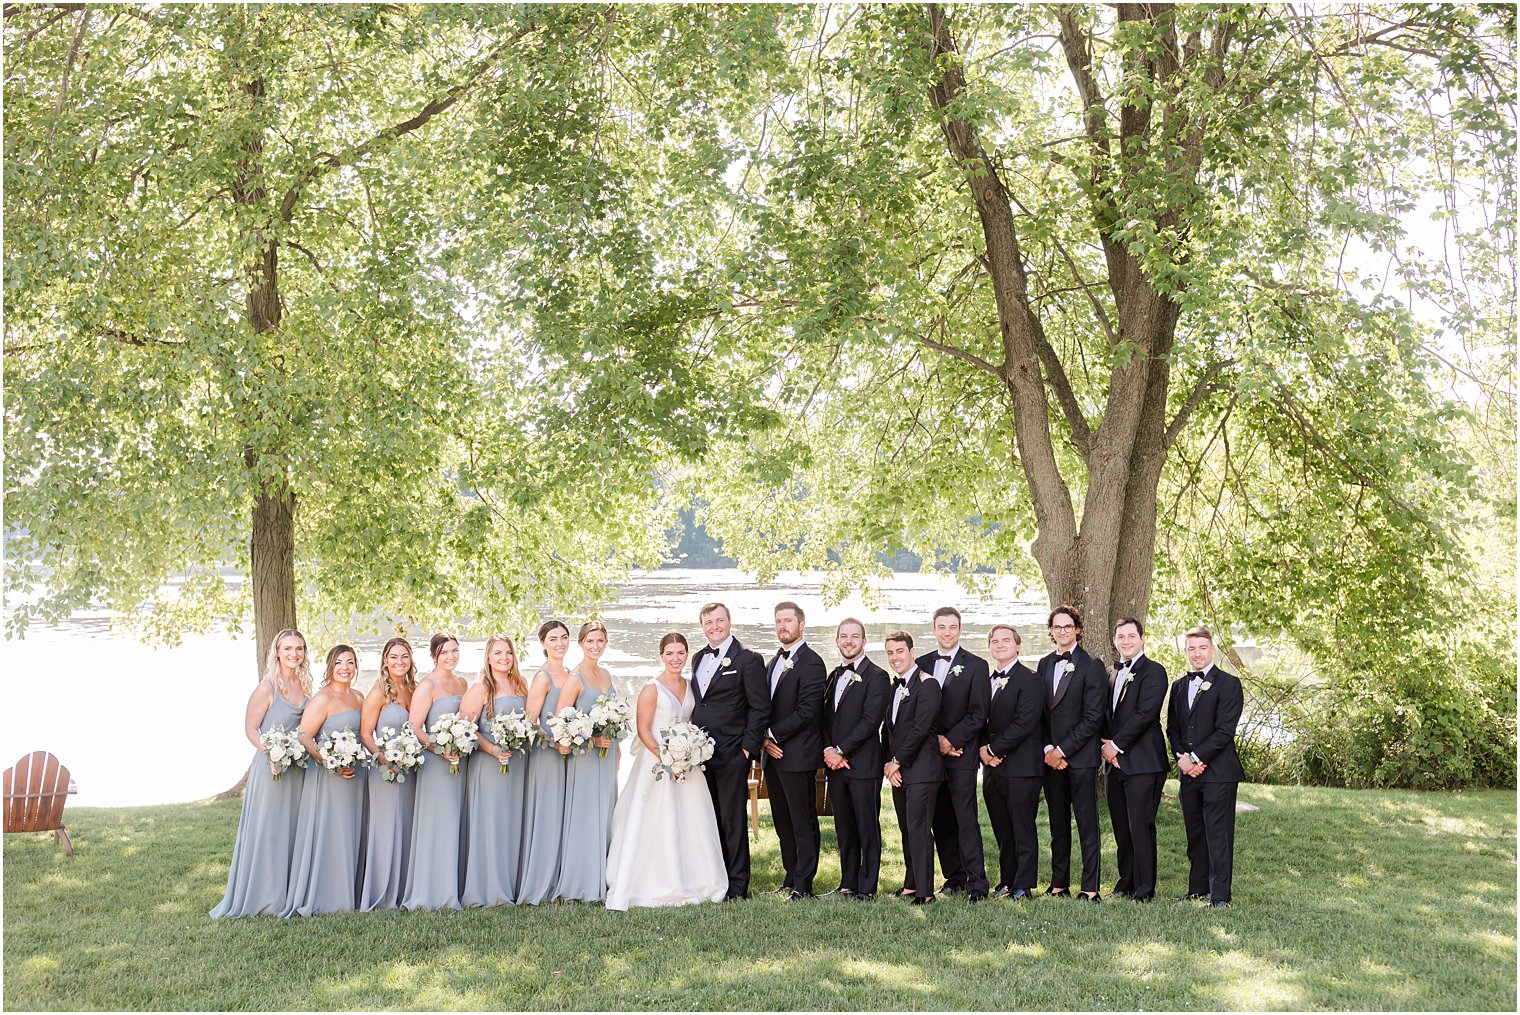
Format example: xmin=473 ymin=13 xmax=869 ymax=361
xmin=260 ymin=725 xmax=308 ymax=782
xmin=652 ymin=721 xmax=715 ymax=783
xmin=486 ymin=710 xmax=539 ymax=773
xmin=588 ymin=693 xmax=632 ymax=757
xmin=546 ymin=705 xmax=595 ymax=755
xmin=317 ymin=725 xmax=373 ymax=773
xmin=428 ymin=712 xmax=480 ymax=774
xmin=375 ymin=723 xmax=426 ymax=783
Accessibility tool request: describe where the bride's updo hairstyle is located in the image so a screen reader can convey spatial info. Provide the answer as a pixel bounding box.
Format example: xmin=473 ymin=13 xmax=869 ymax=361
xmin=658 ymin=632 xmax=688 ymax=653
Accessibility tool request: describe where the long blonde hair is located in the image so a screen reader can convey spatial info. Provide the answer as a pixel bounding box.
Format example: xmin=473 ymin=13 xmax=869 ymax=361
xmin=379 ymin=637 xmax=418 ymax=703
xmin=261 ymin=628 xmax=313 ymax=702
xmin=479 ymin=634 xmax=529 ymax=718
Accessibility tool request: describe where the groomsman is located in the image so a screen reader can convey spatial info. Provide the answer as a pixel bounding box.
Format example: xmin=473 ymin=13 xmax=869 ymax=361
xmin=1168 ymin=626 xmax=1245 ymax=908
xmin=882 ymin=630 xmax=944 ymax=904
xmin=762 ymin=601 xmax=828 ymax=900
xmin=1039 ymin=604 xmax=1105 ymax=900
xmin=690 ymin=601 xmax=770 ymax=900
xmin=977 ymin=624 xmax=1043 ymax=900
xmin=822 ymin=618 xmax=891 ymax=900
xmin=916 ymin=607 xmax=991 ymax=903
xmin=1100 ymin=617 xmax=1169 ymax=902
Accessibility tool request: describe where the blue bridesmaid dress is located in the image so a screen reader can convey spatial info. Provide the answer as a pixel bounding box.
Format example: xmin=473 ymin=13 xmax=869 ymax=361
xmin=281 ymin=708 xmax=366 ymax=916
xmin=358 ymin=700 xmax=415 ymax=911
xmin=210 ymin=693 xmax=308 ymax=918
xmin=516 ymin=673 xmax=568 ymax=905
xmin=401 ymin=694 xmax=467 ymax=911
xmin=462 ymin=693 xmax=529 ymax=907
xmin=557 ymin=682 xmax=620 ymax=902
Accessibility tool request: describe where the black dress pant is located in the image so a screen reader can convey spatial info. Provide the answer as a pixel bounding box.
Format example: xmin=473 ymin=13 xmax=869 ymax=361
xmin=1106 ymin=768 xmax=1165 ymax=899
xmin=983 ymin=773 xmax=1042 ymax=891
xmin=766 ymin=765 xmax=820 ymax=895
xmin=892 ymin=780 xmax=939 ymax=898
xmin=703 ymin=758 xmax=751 ymax=899
xmin=828 ymin=771 xmax=882 ymax=896
xmin=931 ymin=766 xmax=989 ymax=894
xmin=1043 ymin=764 xmax=1101 ymax=893
xmin=1179 ymin=777 xmax=1237 ymax=902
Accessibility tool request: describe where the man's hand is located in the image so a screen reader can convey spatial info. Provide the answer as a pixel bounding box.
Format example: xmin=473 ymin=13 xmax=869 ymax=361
xmin=763 ymin=738 xmax=784 ymax=760
xmin=823 ymin=747 xmax=843 ymax=770
xmin=1044 ymin=746 xmax=1065 ymax=768
xmin=978 ymin=746 xmax=1001 ymax=767
xmin=1100 ymin=739 xmax=1120 ymax=765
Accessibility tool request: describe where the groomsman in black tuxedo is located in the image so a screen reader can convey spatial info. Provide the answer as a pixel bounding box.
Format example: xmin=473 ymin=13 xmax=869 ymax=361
xmin=977 ymin=624 xmax=1043 ymax=900
xmin=916 ymin=606 xmax=991 ymax=903
xmin=690 ymin=601 xmax=770 ymax=900
xmin=882 ymin=630 xmax=944 ymax=904
xmin=822 ymin=617 xmax=891 ymax=900
xmin=1168 ymin=626 xmax=1246 ymax=908
xmin=762 ymin=601 xmax=828 ymax=900
xmin=1100 ymin=617 xmax=1169 ymax=902
xmin=1039 ymin=604 xmax=1105 ymax=900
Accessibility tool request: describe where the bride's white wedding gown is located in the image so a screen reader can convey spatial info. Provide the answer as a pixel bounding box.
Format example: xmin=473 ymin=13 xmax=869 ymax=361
xmin=604 ymin=679 xmax=728 ymax=911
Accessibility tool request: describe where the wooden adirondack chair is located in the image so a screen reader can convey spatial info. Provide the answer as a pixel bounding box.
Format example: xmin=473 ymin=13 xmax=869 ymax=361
xmin=3 ymin=752 xmax=75 ymax=855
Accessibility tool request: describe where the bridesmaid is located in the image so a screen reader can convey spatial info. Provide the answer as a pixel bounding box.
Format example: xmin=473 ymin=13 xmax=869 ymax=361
xmin=211 ymin=629 xmax=312 ymax=918
xmin=400 ymin=632 xmax=470 ymax=911
xmin=358 ymin=636 xmax=417 ymax=911
xmin=461 ymin=634 xmax=531 ymax=907
xmin=517 ymin=620 xmax=573 ymax=905
xmin=282 ymin=645 xmax=367 ymax=917
xmin=557 ymin=621 xmax=621 ymax=902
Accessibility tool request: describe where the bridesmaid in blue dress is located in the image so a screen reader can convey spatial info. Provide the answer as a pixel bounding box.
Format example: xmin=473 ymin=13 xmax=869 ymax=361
xmin=517 ymin=620 xmax=573 ymax=905
xmin=358 ymin=636 xmax=417 ymax=911
xmin=282 ymin=644 xmax=367 ymax=917
xmin=461 ymin=634 xmax=531 ymax=907
xmin=211 ymin=628 xmax=312 ymax=918
xmin=557 ymin=621 xmax=622 ymax=902
xmin=401 ymin=632 xmax=470 ymax=911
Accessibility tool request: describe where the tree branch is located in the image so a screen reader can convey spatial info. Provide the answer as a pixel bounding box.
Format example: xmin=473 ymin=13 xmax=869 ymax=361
xmin=1163 ymin=358 xmax=1236 ymax=452
xmin=918 ymin=327 xmax=1000 ymax=377
xmin=277 ymin=27 xmax=531 ymax=223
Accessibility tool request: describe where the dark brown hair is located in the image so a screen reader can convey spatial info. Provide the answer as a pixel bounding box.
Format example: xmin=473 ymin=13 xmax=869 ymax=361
xmin=774 ymin=600 xmax=805 ymax=622
xmin=537 ymin=620 xmax=570 ymax=643
xmin=659 ymin=631 xmax=689 ymax=652
xmin=932 ymin=606 xmax=962 ymax=624
xmin=1047 ymin=605 xmax=1083 ymax=631
xmin=836 ymin=617 xmax=866 ymax=636
xmin=379 ymin=637 xmax=417 ymax=702
xmin=884 ymin=630 xmax=914 ymax=650
xmin=429 ymin=632 xmax=459 ymax=661
xmin=1114 ymin=617 xmax=1144 ymax=637
xmin=322 ymin=644 xmax=357 ymax=688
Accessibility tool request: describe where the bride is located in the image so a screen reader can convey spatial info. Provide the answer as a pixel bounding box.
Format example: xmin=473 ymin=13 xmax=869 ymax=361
xmin=605 ymin=632 xmax=728 ymax=911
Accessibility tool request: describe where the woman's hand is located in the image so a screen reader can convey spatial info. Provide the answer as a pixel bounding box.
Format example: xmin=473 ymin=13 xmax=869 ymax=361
xmin=592 ymin=736 xmax=612 ymax=750
xmin=339 ymin=766 xmax=356 ymax=780
xmin=556 ymin=744 xmax=571 ymax=756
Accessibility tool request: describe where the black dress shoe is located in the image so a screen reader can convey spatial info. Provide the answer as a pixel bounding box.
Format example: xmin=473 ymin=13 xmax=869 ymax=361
xmin=966 ymin=891 xmax=987 ymax=904
xmin=1113 ymin=889 xmax=1133 ymax=898
xmin=786 ymin=890 xmax=815 ymax=901
xmin=1045 ymin=887 xmax=1071 ymax=897
xmin=1132 ymin=894 xmax=1154 ymax=902
xmin=939 ymin=882 xmax=967 ymax=896
xmin=1210 ymin=899 xmax=1231 ymax=908
xmin=911 ymin=894 xmax=936 ymax=905
xmin=1077 ymin=892 xmax=1102 ymax=903
xmin=853 ymin=892 xmax=875 ymax=901
xmin=993 ymin=885 xmax=1013 ymax=898
xmin=1010 ymin=888 xmax=1034 ymax=900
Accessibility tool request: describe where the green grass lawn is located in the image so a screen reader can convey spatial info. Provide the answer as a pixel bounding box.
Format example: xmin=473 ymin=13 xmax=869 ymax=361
xmin=4 ymin=782 xmax=1515 ymax=1011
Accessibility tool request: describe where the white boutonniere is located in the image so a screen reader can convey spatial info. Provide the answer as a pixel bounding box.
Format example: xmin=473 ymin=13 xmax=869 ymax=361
xmin=992 ymin=676 xmax=1009 ymax=694
xmin=951 ymin=664 xmax=964 ymax=676
xmin=1058 ymin=660 xmax=1074 ymax=677
xmin=898 ymin=685 xmax=911 ymax=702
xmin=845 ymin=672 xmax=862 ymax=687
xmin=782 ymin=658 xmax=794 ymax=671
xmin=1200 ymin=681 xmax=1213 ymax=692
xmin=719 ymin=656 xmax=732 ymax=667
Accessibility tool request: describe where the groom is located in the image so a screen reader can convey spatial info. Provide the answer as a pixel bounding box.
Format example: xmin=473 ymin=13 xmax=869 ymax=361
xmin=690 ymin=601 xmax=770 ymax=900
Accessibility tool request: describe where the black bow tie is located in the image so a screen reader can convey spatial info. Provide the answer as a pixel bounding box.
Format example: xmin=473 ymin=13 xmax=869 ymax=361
xmin=1116 ymin=658 xmax=1134 ymax=671
xmin=1188 ymin=671 xmax=1205 ymax=681
xmin=833 ymin=663 xmax=856 ymax=678
xmin=992 ymin=669 xmax=1008 ymax=681
xmin=938 ymin=653 xmax=954 ymax=662
xmin=1054 ymin=651 xmax=1072 ymax=662
xmin=778 ymin=648 xmax=792 ymax=659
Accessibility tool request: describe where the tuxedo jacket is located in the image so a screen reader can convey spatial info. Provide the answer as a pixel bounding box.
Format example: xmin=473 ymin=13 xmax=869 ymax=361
xmin=822 ymin=655 xmax=890 ymax=780
xmin=915 ymin=646 xmax=990 ymax=771
xmin=765 ymin=642 xmax=828 ymax=772
xmin=982 ymin=661 xmax=1045 ymax=779
xmin=882 ymin=670 xmax=944 ymax=785
xmin=1102 ymin=655 xmax=1170 ymax=775
xmin=689 ymin=637 xmax=770 ymax=767
xmin=1166 ymin=665 xmax=1245 ymax=783
xmin=1037 ymin=643 xmax=1106 ymax=768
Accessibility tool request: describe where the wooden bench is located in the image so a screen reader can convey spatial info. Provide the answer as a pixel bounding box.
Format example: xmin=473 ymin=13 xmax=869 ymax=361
xmin=3 ymin=751 xmax=75 ymax=856
xmin=746 ymin=761 xmax=832 ymax=838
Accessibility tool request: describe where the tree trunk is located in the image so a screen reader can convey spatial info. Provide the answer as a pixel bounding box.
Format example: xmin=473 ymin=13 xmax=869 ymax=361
xmin=249 ymin=477 xmax=297 ymax=670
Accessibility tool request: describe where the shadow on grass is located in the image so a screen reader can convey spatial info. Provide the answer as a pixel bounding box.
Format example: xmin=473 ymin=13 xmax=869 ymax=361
xmin=4 ymin=785 xmax=1515 ymax=1010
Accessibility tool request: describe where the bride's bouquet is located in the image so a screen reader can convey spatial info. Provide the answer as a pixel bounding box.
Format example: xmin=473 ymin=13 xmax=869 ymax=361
xmin=547 ymin=705 xmax=595 ymax=755
xmin=652 ymin=721 xmax=715 ymax=783
xmin=375 ymin=723 xmax=426 ymax=783
xmin=428 ymin=712 xmax=480 ymax=774
xmin=260 ymin=725 xmax=308 ymax=782
xmin=317 ymin=725 xmax=373 ymax=773
xmin=486 ymin=710 xmax=539 ymax=773
xmin=588 ymin=694 xmax=632 ymax=757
